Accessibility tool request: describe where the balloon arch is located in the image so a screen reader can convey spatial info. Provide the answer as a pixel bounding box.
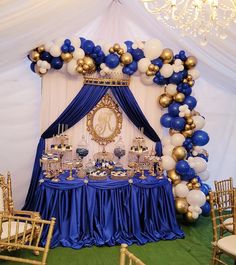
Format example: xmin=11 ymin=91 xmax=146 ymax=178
xmin=27 ymin=37 xmax=211 ymax=222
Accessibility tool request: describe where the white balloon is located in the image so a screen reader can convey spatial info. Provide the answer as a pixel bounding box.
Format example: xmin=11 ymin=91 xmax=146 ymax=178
xmin=193 ymin=157 xmax=207 ymax=173
xmin=41 ymin=61 xmax=48 ymax=69
xmin=44 ymin=42 xmax=53 ymax=51
xmin=186 ymin=190 xmax=206 ymax=207
xmin=162 ymin=155 xmax=176 ymax=170
xmin=143 ymin=39 xmax=163 ymax=60
xmin=163 ymin=144 xmax=175 ymax=156
xmin=73 ymin=48 xmax=85 ymax=60
xmin=160 ymin=64 xmax=174 ymax=78
xmin=138 ymin=58 xmax=151 ymax=73
xmin=175 ymin=182 xmax=189 ymax=198
xmin=188 ymin=68 xmax=200 ymax=80
xmin=166 ymin=84 xmax=177 ymax=96
xmin=140 ymin=73 xmax=153 ymax=85
xmin=54 ymin=38 xmax=64 ymax=46
xmin=37 ymin=60 xmax=42 ymax=67
xmin=192 ymin=116 xmax=205 ymax=130
xmin=192 ymin=211 xmax=199 ymax=219
xmin=49 ymin=45 xmax=61 ymax=57
xmin=39 ymin=68 xmax=46 ymax=74
xmin=179 ymin=112 xmax=185 ymax=118
xmin=162 ymin=136 xmax=171 ymax=146
xmin=171 ymin=133 xmax=185 ymax=146
xmin=174 ymin=59 xmax=183 ymax=66
xmin=198 ymin=170 xmax=210 ymax=181
xmin=66 ymin=59 xmax=77 ymax=76
xmin=70 ymin=37 xmax=81 ymax=48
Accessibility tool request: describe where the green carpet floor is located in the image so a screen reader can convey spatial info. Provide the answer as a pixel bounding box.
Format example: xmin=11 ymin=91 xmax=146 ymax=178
xmin=1 ymin=216 xmax=233 ymax=265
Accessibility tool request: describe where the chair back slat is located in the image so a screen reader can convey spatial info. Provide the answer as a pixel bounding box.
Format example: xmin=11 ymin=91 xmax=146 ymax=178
xmin=120 ymin=244 xmax=146 ymax=265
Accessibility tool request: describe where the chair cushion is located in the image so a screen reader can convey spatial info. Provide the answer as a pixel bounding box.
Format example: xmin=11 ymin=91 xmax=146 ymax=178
xmin=0 ymin=221 xmax=32 ymax=240
xmin=223 ymin=217 xmax=233 ymax=232
xmin=217 ymin=235 xmax=236 ymax=257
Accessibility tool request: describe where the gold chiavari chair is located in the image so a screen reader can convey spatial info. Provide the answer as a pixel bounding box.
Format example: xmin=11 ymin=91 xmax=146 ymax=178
xmin=0 ymin=172 xmax=56 ymax=265
xmin=214 ymin=178 xmax=234 ymax=235
xmin=209 ymin=189 xmax=236 ymax=265
xmin=119 ymin=244 xmax=146 ymax=265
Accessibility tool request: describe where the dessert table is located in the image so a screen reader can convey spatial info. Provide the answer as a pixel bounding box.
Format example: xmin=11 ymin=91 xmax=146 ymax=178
xmin=32 ymin=171 xmax=184 ymax=249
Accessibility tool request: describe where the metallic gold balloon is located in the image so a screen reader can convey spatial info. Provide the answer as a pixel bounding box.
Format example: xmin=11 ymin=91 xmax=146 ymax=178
xmin=185 ymin=124 xmax=191 ymax=131
xmin=190 ymin=123 xmax=196 ymax=129
xmin=187 ymin=183 xmax=193 ymax=190
xmin=167 ymin=169 xmax=181 ymax=183
xmin=82 ymin=70 xmax=86 ymax=75
xmin=191 ymin=178 xmax=198 ymax=184
xmin=185 ymin=113 xmax=192 ymax=119
xmin=183 ymin=79 xmax=188 ymax=83
xmin=160 ymin=48 xmax=174 ymax=64
xmin=182 ymin=130 xmax=193 ymax=138
xmin=175 ymin=198 xmax=188 ymax=214
xmin=76 ymin=66 xmax=83 ymax=73
xmin=188 ymin=80 xmax=195 ymax=87
xmin=206 ymin=195 xmax=210 ymax=201
xmin=184 ymin=211 xmax=197 ymax=223
xmin=37 ymin=45 xmax=45 ymax=53
xmin=187 ymin=74 xmax=193 ymax=81
xmin=172 ymin=146 xmax=187 ymax=161
xmin=117 ymin=48 xmax=124 ymax=55
xmin=193 ymin=183 xmax=201 ymax=189
xmin=154 ymin=65 xmax=159 ymax=72
xmin=148 ymin=64 xmax=155 ymax=71
xmin=77 ymin=59 xmax=84 ymax=66
xmin=158 ymin=93 xmax=173 ymax=108
xmin=83 ymin=56 xmax=95 ymax=68
xmin=113 ymin=43 xmax=120 ymax=52
xmin=146 ymin=70 xmax=155 ymax=76
xmin=185 ymin=56 xmax=198 ymax=69
xmin=61 ymin=52 xmax=73 ymax=62
xmin=120 ymin=52 xmax=133 ymax=65
xmin=109 ymin=47 xmax=115 ymax=53
xmin=186 ymin=117 xmax=193 ymax=125
xmin=29 ymin=50 xmax=40 ymax=62
xmin=83 ymin=64 xmax=89 ymax=71
xmin=174 ymin=93 xmax=185 ymax=103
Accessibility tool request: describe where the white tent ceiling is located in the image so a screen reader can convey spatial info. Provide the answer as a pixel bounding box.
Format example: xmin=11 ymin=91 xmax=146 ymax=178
xmin=0 ymin=0 xmax=236 ymax=208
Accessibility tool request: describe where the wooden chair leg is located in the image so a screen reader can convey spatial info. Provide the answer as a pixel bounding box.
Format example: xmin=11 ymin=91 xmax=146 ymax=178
xmin=120 ymin=244 xmax=127 ymax=265
xmin=211 ymin=246 xmax=218 ymax=265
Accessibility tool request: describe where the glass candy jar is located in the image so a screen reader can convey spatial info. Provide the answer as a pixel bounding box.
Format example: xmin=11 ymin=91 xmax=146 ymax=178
xmin=113 ymin=136 xmax=126 ymax=169
xmin=76 ymin=135 xmax=89 ymax=162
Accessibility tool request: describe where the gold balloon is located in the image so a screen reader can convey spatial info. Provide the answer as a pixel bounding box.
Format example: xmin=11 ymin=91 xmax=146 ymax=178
xmin=29 ymin=50 xmax=40 ymax=62
xmin=167 ymin=170 xmax=181 ymax=183
xmin=185 ymin=124 xmax=191 ymax=130
xmin=206 ymin=195 xmax=210 ymax=201
xmin=193 ymin=183 xmax=201 ymax=189
xmin=187 ymin=74 xmax=193 ymax=81
xmin=187 ymin=183 xmax=193 ymax=190
xmin=117 ymin=48 xmax=124 ymax=55
xmin=188 ymin=80 xmax=195 ymax=87
xmin=183 ymin=79 xmax=188 ymax=83
xmin=148 ymin=64 xmax=155 ymax=71
xmin=185 ymin=113 xmax=192 ymax=119
xmin=146 ymin=70 xmax=155 ymax=76
xmin=172 ymin=146 xmax=187 ymax=161
xmin=184 ymin=211 xmax=197 ymax=223
xmin=158 ymin=93 xmax=173 ymax=108
xmin=61 ymin=52 xmax=73 ymax=62
xmin=82 ymin=70 xmax=86 ymax=75
xmin=186 ymin=117 xmax=193 ymax=125
xmin=83 ymin=64 xmax=89 ymax=71
xmin=190 ymin=123 xmax=196 ymax=129
xmin=37 ymin=45 xmax=45 ymax=53
xmin=109 ymin=47 xmax=115 ymax=53
xmin=76 ymin=66 xmax=83 ymax=73
xmin=83 ymin=56 xmax=95 ymax=68
xmin=175 ymin=198 xmax=188 ymax=214
xmin=160 ymin=48 xmax=174 ymax=64
xmin=182 ymin=130 xmax=194 ymax=138
xmin=191 ymin=178 xmax=198 ymax=184
xmin=120 ymin=52 xmax=133 ymax=65
xmin=174 ymin=93 xmax=185 ymax=103
xmin=77 ymin=59 xmax=84 ymax=66
xmin=154 ymin=65 xmax=159 ymax=72
xmin=185 ymin=56 xmax=198 ymax=69
xmin=113 ymin=43 xmax=120 ymax=52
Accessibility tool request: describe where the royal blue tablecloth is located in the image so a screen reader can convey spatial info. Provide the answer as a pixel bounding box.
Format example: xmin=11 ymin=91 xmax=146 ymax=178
xmin=32 ymin=171 xmax=184 ymax=249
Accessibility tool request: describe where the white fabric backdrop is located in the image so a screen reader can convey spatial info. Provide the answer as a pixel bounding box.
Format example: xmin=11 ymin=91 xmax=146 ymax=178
xmin=0 ymin=0 xmax=235 ymax=208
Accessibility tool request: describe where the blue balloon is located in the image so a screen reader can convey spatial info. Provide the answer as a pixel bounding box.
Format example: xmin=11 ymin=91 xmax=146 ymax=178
xmin=51 ymin=57 xmax=63 ymax=69
xmin=179 ymin=50 xmax=187 ymax=61
xmin=176 ymin=160 xmax=190 ymax=175
xmin=82 ymin=40 xmax=95 ymax=54
xmin=181 ymin=168 xmax=196 ymax=181
xmin=94 ymin=45 xmax=102 ymax=53
xmin=69 ymin=46 xmax=75 ymax=53
xmin=61 ymin=44 xmax=68 ymax=53
xmin=201 ymin=183 xmax=210 ymax=195
xmin=201 ymin=202 xmax=211 ymax=217
xmin=131 ymin=48 xmax=144 ymax=61
xmin=40 ymin=51 xmax=52 ymax=63
xmin=151 ymin=58 xmax=163 ymax=68
xmin=160 ymin=113 xmax=173 ymax=128
xmin=174 ymin=54 xmax=180 ymax=59
xmin=192 ymin=130 xmax=210 ymax=146
xmin=124 ymin=41 xmax=133 ymax=53
xmin=95 ymin=53 xmax=105 ymax=64
xmin=64 ymin=39 xmax=71 ymax=46
xmin=183 ymin=96 xmax=197 ymax=110
xmin=169 ymin=72 xmax=183 ymax=84
xmin=105 ymin=54 xmax=120 ymax=69
xmin=127 ymin=61 xmax=138 ymax=72
xmin=168 ymin=102 xmax=181 ymax=117
xmin=171 ymin=117 xmax=186 ymax=131
xmin=122 ymin=67 xmax=132 ymax=75
xmin=80 ymin=37 xmax=86 ymax=47
xmin=30 ymin=62 xmax=36 ymax=72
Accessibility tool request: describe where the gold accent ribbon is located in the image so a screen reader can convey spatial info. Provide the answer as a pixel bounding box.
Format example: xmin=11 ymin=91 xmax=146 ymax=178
xmin=83 ymin=77 xmax=130 ymax=86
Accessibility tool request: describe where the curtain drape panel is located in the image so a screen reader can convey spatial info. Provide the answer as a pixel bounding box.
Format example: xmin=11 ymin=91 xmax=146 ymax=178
xmin=23 ymin=84 xmax=162 ymax=210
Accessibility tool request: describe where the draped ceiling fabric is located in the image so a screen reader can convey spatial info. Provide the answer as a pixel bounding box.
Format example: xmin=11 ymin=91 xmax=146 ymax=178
xmin=0 ymin=0 xmax=236 ymax=208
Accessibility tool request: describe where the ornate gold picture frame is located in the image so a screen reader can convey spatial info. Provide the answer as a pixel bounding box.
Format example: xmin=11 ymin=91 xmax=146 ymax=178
xmin=87 ymin=94 xmax=122 ymax=145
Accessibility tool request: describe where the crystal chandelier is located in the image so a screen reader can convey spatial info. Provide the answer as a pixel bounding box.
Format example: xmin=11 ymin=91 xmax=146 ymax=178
xmin=141 ymin=0 xmax=236 ymax=45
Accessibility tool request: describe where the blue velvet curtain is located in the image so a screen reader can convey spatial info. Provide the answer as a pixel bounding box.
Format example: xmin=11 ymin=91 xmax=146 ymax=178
xmin=24 ymin=84 xmax=162 ymax=210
